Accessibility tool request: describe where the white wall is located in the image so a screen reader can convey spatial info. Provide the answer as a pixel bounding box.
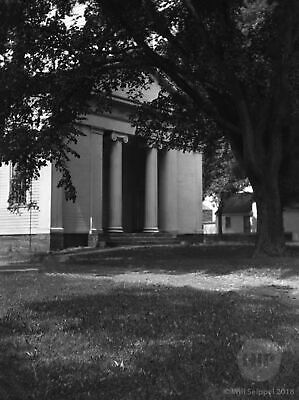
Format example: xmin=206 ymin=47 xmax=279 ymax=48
xmin=203 ymin=196 xmax=217 ymax=234
xmin=60 ymin=125 xmax=103 ymax=234
xmin=0 ymin=163 xmax=51 ymax=234
xmin=203 ymin=223 xmax=217 ymax=234
xmin=284 ymin=209 xmax=299 ymax=241
xmin=251 ymin=202 xmax=257 ymax=232
xmin=84 ymin=113 xmax=135 ymax=136
xmin=177 ymin=151 xmax=202 ymax=233
xmin=158 ymin=150 xmax=202 ymax=234
xmin=222 ymin=215 xmax=244 ymax=234
xmin=63 ymin=126 xmax=92 ymax=233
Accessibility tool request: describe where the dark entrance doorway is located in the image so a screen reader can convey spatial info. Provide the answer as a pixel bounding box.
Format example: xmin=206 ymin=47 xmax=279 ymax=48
xmin=123 ymin=137 xmax=146 ymax=232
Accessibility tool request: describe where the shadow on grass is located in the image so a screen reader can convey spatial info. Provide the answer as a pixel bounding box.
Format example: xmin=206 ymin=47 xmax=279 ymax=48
xmin=0 ymin=284 xmax=298 ymax=399
xmin=42 ymin=245 xmax=299 ymax=278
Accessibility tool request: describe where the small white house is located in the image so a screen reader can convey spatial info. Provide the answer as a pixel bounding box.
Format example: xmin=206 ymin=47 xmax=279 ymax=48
xmin=202 ymin=198 xmax=217 ymax=234
xmin=217 ymin=192 xmax=257 ymax=234
xmin=283 ymin=203 xmax=299 ymax=241
xmin=214 ymin=191 xmax=299 ymax=241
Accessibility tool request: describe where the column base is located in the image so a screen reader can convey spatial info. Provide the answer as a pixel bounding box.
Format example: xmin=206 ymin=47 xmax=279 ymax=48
xmin=88 ymin=233 xmax=99 ymax=247
xmin=107 ymin=227 xmax=124 ymax=233
xmin=50 ymin=229 xmax=64 ymax=251
xmin=88 ymin=229 xmax=105 ymax=247
xmin=143 ymin=227 xmax=159 ymax=233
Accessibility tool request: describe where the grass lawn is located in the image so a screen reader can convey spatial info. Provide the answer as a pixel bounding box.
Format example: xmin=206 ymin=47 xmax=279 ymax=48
xmin=0 ymin=245 xmax=299 ymax=399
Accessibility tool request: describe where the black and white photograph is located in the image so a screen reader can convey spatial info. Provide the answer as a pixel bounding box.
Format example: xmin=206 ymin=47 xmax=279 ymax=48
xmin=0 ymin=0 xmax=298 ymax=398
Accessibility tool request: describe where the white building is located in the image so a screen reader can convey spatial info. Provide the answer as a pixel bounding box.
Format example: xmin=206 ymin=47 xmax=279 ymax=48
xmin=283 ymin=203 xmax=299 ymax=241
xmin=218 ymin=192 xmax=257 ymax=234
xmin=215 ymin=191 xmax=299 ymax=241
xmin=0 ymin=90 xmax=203 ymax=253
xmin=202 ymin=197 xmax=217 ymax=234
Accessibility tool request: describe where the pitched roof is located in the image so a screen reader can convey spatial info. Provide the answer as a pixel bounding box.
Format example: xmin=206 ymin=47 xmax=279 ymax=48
xmin=203 ymin=203 xmax=213 ymax=211
xmin=222 ymin=192 xmax=253 ymax=215
xmin=285 ymin=201 xmax=299 ymax=210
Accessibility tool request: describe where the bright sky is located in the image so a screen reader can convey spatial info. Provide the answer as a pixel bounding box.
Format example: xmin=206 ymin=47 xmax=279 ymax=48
xmin=64 ymin=3 xmax=86 ymax=28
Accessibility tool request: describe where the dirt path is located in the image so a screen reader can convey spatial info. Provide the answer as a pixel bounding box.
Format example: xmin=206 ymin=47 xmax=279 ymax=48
xmin=46 ymin=267 xmax=299 ymax=310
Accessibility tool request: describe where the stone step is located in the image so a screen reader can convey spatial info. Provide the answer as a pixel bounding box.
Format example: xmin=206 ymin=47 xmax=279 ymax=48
xmin=106 ymin=239 xmax=180 ymax=246
xmin=103 ymin=232 xmax=180 ymax=246
xmin=104 ymin=232 xmax=177 ymax=238
xmin=105 ymin=239 xmax=178 ymax=243
xmin=100 ymin=232 xmax=205 ymax=248
xmin=104 ymin=234 xmax=177 ymax=240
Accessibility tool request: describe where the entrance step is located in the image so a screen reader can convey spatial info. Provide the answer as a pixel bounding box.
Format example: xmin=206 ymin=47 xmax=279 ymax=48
xmin=104 ymin=232 xmax=180 ymax=247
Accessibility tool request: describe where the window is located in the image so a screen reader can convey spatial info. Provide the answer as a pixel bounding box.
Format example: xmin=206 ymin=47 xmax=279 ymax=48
xmin=9 ymin=165 xmax=28 ymax=205
xmin=203 ymin=209 xmax=213 ymax=223
xmin=225 ymin=216 xmax=231 ymax=229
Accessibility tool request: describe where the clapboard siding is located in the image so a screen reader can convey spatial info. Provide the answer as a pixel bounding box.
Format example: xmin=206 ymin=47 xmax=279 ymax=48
xmin=0 ymin=164 xmax=51 ymax=234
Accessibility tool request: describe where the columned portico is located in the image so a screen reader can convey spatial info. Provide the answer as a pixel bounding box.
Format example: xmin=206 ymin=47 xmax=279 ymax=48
xmin=143 ymin=147 xmax=159 ymax=232
xmin=107 ymin=132 xmax=128 ymax=232
xmin=0 ymin=87 xmax=203 ymax=253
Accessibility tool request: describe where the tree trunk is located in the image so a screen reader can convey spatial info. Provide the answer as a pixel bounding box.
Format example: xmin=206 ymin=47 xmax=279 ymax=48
xmin=217 ymin=201 xmax=223 ymax=235
xmin=253 ymin=177 xmax=285 ymax=256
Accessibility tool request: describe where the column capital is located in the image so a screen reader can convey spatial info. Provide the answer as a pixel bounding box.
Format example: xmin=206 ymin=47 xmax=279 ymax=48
xmin=139 ymin=142 xmax=162 ymax=150
xmin=111 ymin=132 xmax=129 ymax=144
xmin=149 ymin=143 xmax=163 ymax=150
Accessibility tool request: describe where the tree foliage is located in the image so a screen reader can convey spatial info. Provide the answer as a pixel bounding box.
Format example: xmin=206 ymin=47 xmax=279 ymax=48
xmin=203 ymin=141 xmax=249 ymax=204
xmin=1 ymin=0 xmax=299 ymax=254
xmin=0 ymin=0 xmax=83 ymax=201
xmin=0 ymin=0 xmax=150 ymax=203
xmin=88 ymin=0 xmax=299 ymax=254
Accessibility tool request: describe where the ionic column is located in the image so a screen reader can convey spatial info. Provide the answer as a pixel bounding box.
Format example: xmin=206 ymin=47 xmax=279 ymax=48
xmin=143 ymin=147 xmax=159 ymax=232
xmin=50 ymin=165 xmax=64 ymax=250
xmin=108 ymin=132 xmax=128 ymax=232
xmin=159 ymin=150 xmax=178 ymax=232
xmin=88 ymin=128 xmax=104 ymax=246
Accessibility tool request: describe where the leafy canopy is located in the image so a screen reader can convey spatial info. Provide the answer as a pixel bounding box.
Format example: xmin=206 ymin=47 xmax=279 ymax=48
xmin=0 ymin=0 xmax=150 ymax=203
xmin=93 ymin=0 xmax=299 ymax=173
xmin=1 ymin=0 xmax=299 ymax=211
